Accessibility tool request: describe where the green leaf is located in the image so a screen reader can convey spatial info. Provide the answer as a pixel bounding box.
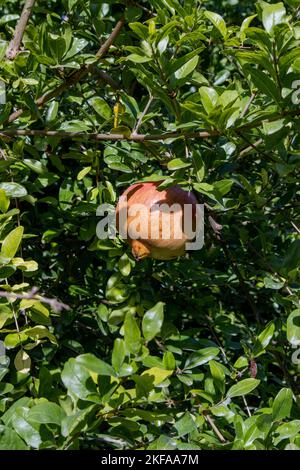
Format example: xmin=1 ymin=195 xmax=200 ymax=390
xmin=112 ymin=338 xmax=126 ymax=372
xmin=77 ymin=166 xmax=92 ymax=181
xmin=0 ymin=183 xmax=27 ymax=198
xmin=274 ymin=420 xmax=300 ymax=445
xmin=0 ymin=304 xmax=13 ymax=329
xmin=129 ymin=22 xmax=149 ymax=40
xmin=14 ymin=350 xmax=31 ymax=373
xmin=126 ymin=54 xmax=153 ymax=63
xmin=213 ymin=179 xmax=233 ymax=197
xmin=192 ymin=151 xmax=205 ymax=182
xmin=263 ymin=276 xmax=284 ymax=290
xmin=227 ymin=378 xmax=260 ymax=398
xmin=107 ymin=162 xmax=132 ymax=173
xmin=118 ymin=253 xmax=131 ymax=277
xmin=174 ymin=412 xmax=197 ymax=437
xmin=61 ymin=405 xmax=97 ymax=438
xmin=0 ymin=189 xmax=10 ymax=213
xmin=167 ymin=158 xmax=192 ymax=171
xmin=76 ymin=353 xmax=116 ymax=376
xmin=4 ymin=332 xmax=28 ymax=349
xmin=61 ymin=357 xmax=97 ymax=399
xmin=1 ymin=226 xmax=23 ymax=259
xmin=167 ymin=47 xmax=203 ymax=77
xmin=142 ymin=301 xmax=164 ymax=341
xmin=163 ymin=351 xmax=176 ymax=370
xmin=261 ymin=2 xmax=287 ymax=33
xmin=28 ymin=402 xmax=66 ymax=425
xmin=147 ymin=435 xmax=177 ymax=450
xmin=64 ymin=37 xmax=88 ymax=59
xmin=23 ymin=326 xmax=57 ymax=345
xmin=11 ymin=407 xmax=42 ymax=449
xmin=199 ymin=87 xmax=219 ymax=114
xmin=272 ymin=388 xmax=293 ymax=421
xmin=185 ymin=347 xmax=220 ymax=369
xmin=240 ymin=15 xmax=257 ymax=41
xmin=174 ymin=55 xmax=199 ymax=80
xmin=0 ymin=426 xmax=28 ymax=450
xmin=252 ymin=321 xmax=275 ymax=357
xmin=287 ymin=309 xmax=300 ymax=346
xmin=209 ymin=359 xmax=225 ymax=394
xmin=245 ymin=66 xmax=281 ymax=103
xmin=205 ymin=11 xmax=227 ymax=38
xmin=124 ymin=312 xmax=142 ymax=355
xmin=88 ymin=97 xmax=112 ymax=120
xmin=23 ymin=159 xmax=47 ymax=175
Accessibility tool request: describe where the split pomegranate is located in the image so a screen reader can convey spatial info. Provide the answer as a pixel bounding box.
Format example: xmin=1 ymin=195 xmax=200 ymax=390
xmin=116 ymin=181 xmax=198 ymax=260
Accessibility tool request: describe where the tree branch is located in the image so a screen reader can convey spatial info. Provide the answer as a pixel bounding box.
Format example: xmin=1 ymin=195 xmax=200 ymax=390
xmin=0 ymin=128 xmax=219 ymax=141
xmin=5 ymin=0 xmax=36 ymax=60
xmin=239 ymin=138 xmax=263 ymax=158
xmin=3 ymin=106 xmax=300 ymax=143
xmin=6 ymin=16 xmax=125 ymax=124
xmin=0 ymin=287 xmax=70 ymax=312
xmin=92 ymin=67 xmax=121 ymax=90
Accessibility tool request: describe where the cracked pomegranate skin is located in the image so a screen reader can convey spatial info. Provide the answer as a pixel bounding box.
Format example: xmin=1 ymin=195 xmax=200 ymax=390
xmin=116 ymin=181 xmax=198 ymax=260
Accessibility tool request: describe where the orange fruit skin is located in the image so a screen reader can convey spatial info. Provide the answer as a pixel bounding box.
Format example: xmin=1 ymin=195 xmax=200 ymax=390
xmin=116 ymin=182 xmax=198 ymax=260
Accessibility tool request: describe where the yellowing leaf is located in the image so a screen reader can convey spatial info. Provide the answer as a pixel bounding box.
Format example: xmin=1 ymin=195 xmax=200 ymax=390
xmin=1 ymin=226 xmax=24 ymax=259
xmin=141 ymin=367 xmax=172 ymax=385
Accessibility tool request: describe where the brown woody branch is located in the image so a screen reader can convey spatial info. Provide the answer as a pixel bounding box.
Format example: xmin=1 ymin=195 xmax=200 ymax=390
xmin=1 ymin=105 xmax=300 ymax=143
xmin=0 ymin=128 xmax=219 ymax=141
xmin=6 ymin=17 xmax=125 ymax=124
xmin=0 ymin=287 xmax=70 ymax=312
xmin=6 ymin=0 xmax=36 ymax=60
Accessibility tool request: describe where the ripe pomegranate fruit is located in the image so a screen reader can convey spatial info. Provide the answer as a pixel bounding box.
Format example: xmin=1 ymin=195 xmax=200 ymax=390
xmin=116 ymin=181 xmax=198 ymax=260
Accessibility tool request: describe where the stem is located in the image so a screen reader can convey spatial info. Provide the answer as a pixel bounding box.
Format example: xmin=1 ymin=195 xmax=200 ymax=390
xmin=239 ymin=138 xmax=263 ymax=158
xmin=132 ymin=94 xmax=154 ymax=134
xmin=243 ymin=396 xmax=251 ymax=417
xmin=203 ymin=412 xmax=227 ymax=443
xmin=291 ymin=221 xmax=300 ymax=235
xmin=5 ymin=0 xmax=36 ymax=60
xmin=240 ymin=92 xmax=257 ymax=119
xmin=272 ymin=40 xmax=282 ymax=95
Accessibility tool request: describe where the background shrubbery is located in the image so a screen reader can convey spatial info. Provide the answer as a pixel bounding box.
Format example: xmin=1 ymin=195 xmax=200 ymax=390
xmin=0 ymin=0 xmax=299 ymax=450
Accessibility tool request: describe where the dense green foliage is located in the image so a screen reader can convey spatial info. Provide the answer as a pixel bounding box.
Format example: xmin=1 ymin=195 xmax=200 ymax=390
xmin=0 ymin=0 xmax=300 ymax=450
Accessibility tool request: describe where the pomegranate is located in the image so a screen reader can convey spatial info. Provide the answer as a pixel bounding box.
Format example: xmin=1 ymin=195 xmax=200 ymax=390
xmin=116 ymin=181 xmax=199 ymax=260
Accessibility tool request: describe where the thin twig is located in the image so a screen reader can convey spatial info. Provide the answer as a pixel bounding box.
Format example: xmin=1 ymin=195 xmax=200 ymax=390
xmin=132 ymin=94 xmax=154 ymax=134
xmin=0 ymin=288 xmax=70 ymax=312
xmin=203 ymin=412 xmax=227 ymax=443
xmin=243 ymin=396 xmax=251 ymax=417
xmin=6 ymin=17 xmax=125 ymax=124
xmin=6 ymin=0 xmax=36 ymax=60
xmin=240 ymin=92 xmax=257 ymax=119
xmin=291 ymin=221 xmax=300 ymax=235
xmin=239 ymin=138 xmax=263 ymax=158
xmin=236 ymin=132 xmax=276 ymax=162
